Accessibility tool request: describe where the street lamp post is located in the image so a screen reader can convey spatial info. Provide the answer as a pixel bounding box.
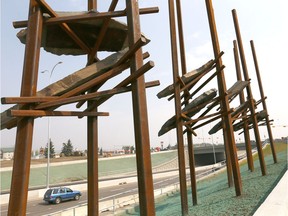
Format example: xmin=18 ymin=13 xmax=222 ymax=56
xmin=41 ymin=61 xmax=62 ymax=188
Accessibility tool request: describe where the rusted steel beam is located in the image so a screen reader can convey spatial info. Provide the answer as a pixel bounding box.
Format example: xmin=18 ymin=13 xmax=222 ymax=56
xmin=232 ymin=9 xmax=267 ymax=175
xmin=87 ymin=1 xmax=99 ymax=215
xmin=13 ymin=7 xmax=159 ymax=28
xmin=250 ymin=40 xmax=277 ymax=163
xmin=183 ymin=110 xmax=225 ymax=126
xmin=85 ymin=60 xmax=155 ymax=112
xmin=1 ymin=46 xmax=132 ymax=131
xmin=181 ymin=65 xmax=224 ymax=105
xmin=177 ymin=52 xmax=223 ymax=101
xmin=76 ymin=51 xmax=150 ymax=109
xmin=125 ymin=1 xmax=155 ymax=215
xmin=8 ymin=110 xmax=109 ymax=117
xmin=191 ymin=109 xmax=234 ymax=131
xmin=2 ymin=96 xmax=56 ymax=104
xmin=8 ymin=1 xmax=43 ymax=215
xmin=233 ymin=40 xmax=254 ymax=171
xmin=36 ymin=0 xmax=91 ymax=53
xmin=88 ymin=0 xmax=97 ymax=13
xmin=87 ymin=0 xmax=119 ymax=65
xmin=14 ymin=80 xmax=159 ymax=109
xmin=222 ymin=125 xmax=234 ymax=187
xmin=35 ymin=62 xmax=130 ymax=110
xmin=166 ymin=61 xmax=216 ymax=101
xmin=114 ymin=37 xmax=148 ymax=67
xmin=168 ymin=0 xmax=188 ymax=214
xmin=206 ymin=0 xmax=242 ymax=195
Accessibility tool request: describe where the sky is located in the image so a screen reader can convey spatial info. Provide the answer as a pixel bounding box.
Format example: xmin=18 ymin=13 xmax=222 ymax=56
xmin=1 ymin=0 xmax=288 ymax=152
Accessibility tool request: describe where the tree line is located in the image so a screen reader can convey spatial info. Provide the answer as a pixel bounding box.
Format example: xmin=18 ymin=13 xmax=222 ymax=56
xmin=44 ymin=139 xmax=84 ymax=158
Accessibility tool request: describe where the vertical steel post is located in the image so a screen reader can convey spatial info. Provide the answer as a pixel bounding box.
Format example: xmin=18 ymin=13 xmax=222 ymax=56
xmin=168 ymin=0 xmax=189 ymax=214
xmin=233 ymin=40 xmax=254 ymax=171
xmin=205 ymin=0 xmax=242 ymax=196
xmin=8 ymin=0 xmax=43 ymax=215
xmin=175 ymin=0 xmax=197 ymax=206
xmin=87 ymin=1 xmax=99 ymax=215
xmin=232 ymin=9 xmax=267 ymax=175
xmin=125 ymin=1 xmax=155 ymax=215
xmin=250 ymin=40 xmax=277 ymax=163
xmin=222 ymin=125 xmax=234 ymax=187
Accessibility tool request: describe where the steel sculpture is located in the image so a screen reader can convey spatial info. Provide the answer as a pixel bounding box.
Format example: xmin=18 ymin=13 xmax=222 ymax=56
xmin=2 ymin=0 xmax=159 ymax=215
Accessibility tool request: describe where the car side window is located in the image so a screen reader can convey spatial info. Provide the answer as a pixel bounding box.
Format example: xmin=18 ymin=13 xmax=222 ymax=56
xmin=66 ymin=188 xmax=73 ymax=193
xmin=60 ymin=188 xmax=65 ymax=193
xmin=53 ymin=189 xmax=58 ymax=194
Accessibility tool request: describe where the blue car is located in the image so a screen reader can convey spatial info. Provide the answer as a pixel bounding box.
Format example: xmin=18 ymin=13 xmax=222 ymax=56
xmin=43 ymin=187 xmax=82 ymax=204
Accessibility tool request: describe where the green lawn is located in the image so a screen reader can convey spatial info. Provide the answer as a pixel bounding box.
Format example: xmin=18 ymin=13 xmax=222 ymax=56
xmin=123 ymin=143 xmax=287 ymax=216
xmin=0 ymin=150 xmax=177 ymax=191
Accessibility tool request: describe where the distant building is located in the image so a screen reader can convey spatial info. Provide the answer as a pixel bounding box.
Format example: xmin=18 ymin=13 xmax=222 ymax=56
xmin=0 ymin=147 xmax=14 ymax=160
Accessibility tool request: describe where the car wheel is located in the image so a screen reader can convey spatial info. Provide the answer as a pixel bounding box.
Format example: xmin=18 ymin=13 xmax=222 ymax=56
xmin=74 ymin=194 xmax=80 ymax=200
xmin=55 ymin=197 xmax=61 ymax=204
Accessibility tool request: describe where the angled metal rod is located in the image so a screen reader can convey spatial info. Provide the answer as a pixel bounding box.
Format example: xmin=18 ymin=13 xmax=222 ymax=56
xmin=2 ymin=96 xmax=56 ymax=104
xmin=183 ymin=110 xmax=225 ymax=126
xmin=87 ymin=0 xmax=119 ymax=65
xmin=76 ymin=51 xmax=150 ymax=109
xmin=206 ymin=0 xmax=242 ymax=195
xmin=191 ymin=109 xmax=234 ymax=131
xmin=36 ymin=0 xmax=91 ymax=53
xmin=9 ymin=110 xmax=109 ymax=117
xmin=114 ymin=37 xmax=148 ymax=67
xmin=8 ymin=1 xmax=43 ymax=215
xmin=232 ymin=9 xmax=267 ymax=175
xmin=35 ymin=62 xmax=130 ymax=110
xmin=168 ymin=0 xmax=188 ymax=214
xmin=167 ymin=64 xmax=216 ymax=102
xmin=181 ymin=65 xmax=224 ymax=105
xmin=250 ymin=40 xmax=277 ymax=163
xmin=19 ymin=81 xmax=159 ymax=109
xmin=233 ymin=40 xmax=254 ymax=171
xmin=13 ymin=7 xmax=159 ymax=28
xmin=84 ymin=60 xmax=155 ymax=112
xmin=125 ymin=0 xmax=155 ymax=215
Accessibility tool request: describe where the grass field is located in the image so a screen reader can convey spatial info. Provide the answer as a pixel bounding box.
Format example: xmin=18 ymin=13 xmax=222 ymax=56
xmin=122 ymin=142 xmax=287 ymax=216
xmin=0 ymin=150 xmax=178 ymax=191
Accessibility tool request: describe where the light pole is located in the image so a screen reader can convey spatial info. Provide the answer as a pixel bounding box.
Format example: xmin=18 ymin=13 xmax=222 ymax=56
xmin=211 ymin=135 xmax=216 ymax=165
xmin=41 ymin=61 xmax=62 ymax=188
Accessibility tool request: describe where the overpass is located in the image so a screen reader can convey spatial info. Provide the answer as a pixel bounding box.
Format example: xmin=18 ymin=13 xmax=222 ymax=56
xmin=192 ymin=141 xmax=258 ymax=166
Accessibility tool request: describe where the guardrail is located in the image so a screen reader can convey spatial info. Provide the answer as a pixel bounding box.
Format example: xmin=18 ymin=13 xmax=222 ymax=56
xmin=37 ymin=142 xmax=271 ymax=215
xmin=44 ymin=163 xmax=227 ymax=216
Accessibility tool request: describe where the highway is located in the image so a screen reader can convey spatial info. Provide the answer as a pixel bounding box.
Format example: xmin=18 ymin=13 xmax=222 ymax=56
xmin=0 ymin=168 xmax=211 ymax=216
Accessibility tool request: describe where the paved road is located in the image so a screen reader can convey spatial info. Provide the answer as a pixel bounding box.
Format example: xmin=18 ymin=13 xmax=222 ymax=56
xmin=0 ymin=168 xmax=210 ymax=216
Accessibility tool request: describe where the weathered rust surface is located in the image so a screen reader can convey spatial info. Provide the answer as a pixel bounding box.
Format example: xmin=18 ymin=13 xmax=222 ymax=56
xmin=17 ymin=11 xmax=150 ymax=55
xmin=250 ymin=40 xmax=277 ymax=163
xmin=157 ymin=59 xmax=214 ymax=99
xmin=168 ymin=0 xmax=188 ymax=214
xmin=8 ymin=1 xmax=43 ymax=215
xmin=126 ymin=0 xmax=155 ymax=215
xmin=1 ymin=48 xmax=128 ymax=130
xmin=158 ymin=88 xmax=217 ymax=136
xmin=232 ymin=9 xmax=266 ymax=176
xmin=233 ymin=110 xmax=268 ymax=131
xmin=206 ymin=0 xmax=242 ymax=196
xmin=234 ymin=40 xmax=254 ymax=171
xmin=208 ymin=80 xmax=250 ymax=135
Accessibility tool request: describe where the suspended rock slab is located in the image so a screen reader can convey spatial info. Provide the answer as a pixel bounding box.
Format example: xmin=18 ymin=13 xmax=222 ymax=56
xmin=158 ymin=88 xmax=217 ymax=136
xmin=16 ymin=11 xmax=150 ymax=55
xmin=157 ymin=59 xmax=215 ymax=99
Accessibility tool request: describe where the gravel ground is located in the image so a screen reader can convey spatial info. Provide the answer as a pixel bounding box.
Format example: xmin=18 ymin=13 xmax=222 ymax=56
xmin=122 ymin=143 xmax=287 ymax=216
